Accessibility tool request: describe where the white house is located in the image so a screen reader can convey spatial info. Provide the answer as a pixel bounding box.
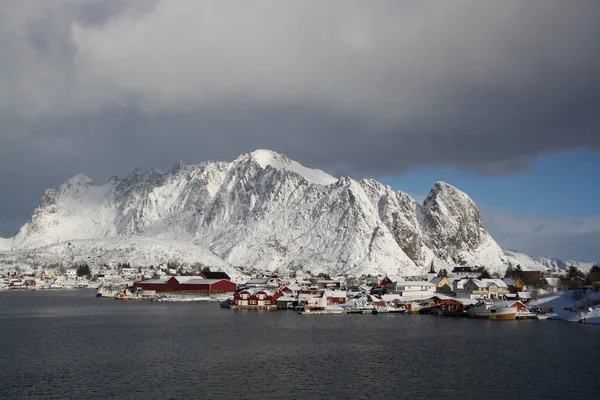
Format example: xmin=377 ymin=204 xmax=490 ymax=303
xmin=385 ymin=280 xmax=437 ymax=300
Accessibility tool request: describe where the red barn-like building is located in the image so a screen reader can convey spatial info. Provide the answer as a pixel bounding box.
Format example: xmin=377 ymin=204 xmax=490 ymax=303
xmin=134 ymin=276 xmax=237 ymax=295
xmin=232 ymin=288 xmax=283 ymax=309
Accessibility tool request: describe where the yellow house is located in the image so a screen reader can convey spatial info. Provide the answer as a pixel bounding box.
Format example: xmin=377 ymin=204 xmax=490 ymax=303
xmin=430 ymin=276 xmax=453 ymax=293
xmin=463 ymin=279 xmax=510 ymax=299
xmin=42 ymin=270 xmax=55 ymax=280
xmin=502 ymin=277 xmax=526 ymax=293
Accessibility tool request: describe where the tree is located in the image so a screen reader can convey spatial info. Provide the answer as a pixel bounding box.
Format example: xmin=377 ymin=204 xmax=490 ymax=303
xmin=76 ymin=263 xmax=91 ymax=278
xmin=202 ymin=266 xmax=211 ymax=273
xmin=476 ymin=267 xmax=491 ymax=279
xmin=567 ymin=265 xmax=584 ymax=280
xmin=588 ymin=264 xmax=600 ymax=283
xmin=513 ymin=265 xmax=523 ymax=279
xmin=317 ymin=272 xmax=331 ymax=280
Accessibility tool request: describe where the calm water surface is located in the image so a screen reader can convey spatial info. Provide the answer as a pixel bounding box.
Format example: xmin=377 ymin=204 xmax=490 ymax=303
xmin=0 ymin=290 xmax=598 ymax=400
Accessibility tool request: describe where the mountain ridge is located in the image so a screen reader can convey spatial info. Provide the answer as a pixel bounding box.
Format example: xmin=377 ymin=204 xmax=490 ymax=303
xmin=0 ymin=150 xmax=594 ymax=274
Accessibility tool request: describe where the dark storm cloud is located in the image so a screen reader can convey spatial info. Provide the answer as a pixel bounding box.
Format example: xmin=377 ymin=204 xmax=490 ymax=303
xmin=1 ymin=0 xmax=600 ymax=220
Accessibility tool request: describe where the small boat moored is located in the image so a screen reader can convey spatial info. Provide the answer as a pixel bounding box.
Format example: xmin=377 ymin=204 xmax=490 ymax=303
xmin=466 ymin=299 xmax=517 ymax=320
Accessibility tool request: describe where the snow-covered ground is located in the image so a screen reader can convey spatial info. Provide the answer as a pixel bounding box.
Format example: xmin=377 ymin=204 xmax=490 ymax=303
xmin=529 ymin=290 xmax=600 ymax=324
xmin=0 ymin=237 xmax=246 ymax=281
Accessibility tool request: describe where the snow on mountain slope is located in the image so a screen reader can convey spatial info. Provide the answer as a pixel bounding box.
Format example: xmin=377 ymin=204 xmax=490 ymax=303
xmin=503 ymin=249 xmax=596 ymax=272
xmin=249 ymin=149 xmax=337 ymax=185
xmin=2 ymin=149 xmax=530 ymax=276
xmin=0 ymin=237 xmax=244 ymax=280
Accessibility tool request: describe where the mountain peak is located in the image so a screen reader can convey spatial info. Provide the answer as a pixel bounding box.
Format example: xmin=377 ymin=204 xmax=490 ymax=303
xmin=423 ymin=181 xmax=470 ymax=206
xmin=171 ymin=160 xmax=186 ymax=172
xmin=245 ymin=149 xmax=337 ymax=185
xmin=249 ymin=149 xmax=289 ymax=168
xmin=64 ymin=173 xmax=93 ymax=186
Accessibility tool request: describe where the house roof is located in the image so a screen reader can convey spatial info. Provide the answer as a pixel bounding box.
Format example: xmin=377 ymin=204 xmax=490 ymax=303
xmin=239 ymin=287 xmax=276 ymax=296
xmin=397 ymin=292 xmax=437 ymax=301
xmin=247 ymin=278 xmax=270 ymax=284
xmin=323 ymin=290 xmax=347 ymax=297
xmin=200 ymin=271 xmax=230 ymax=280
xmin=502 ymin=278 xmax=517 ymax=285
xmin=455 ymin=298 xmax=479 ymax=306
xmin=430 ymin=277 xmax=450 ymax=285
xmin=467 ymin=279 xmax=509 ymax=289
xmin=384 ymin=275 xmax=404 ymax=283
xmin=276 ymin=296 xmax=297 ymax=302
xmin=180 ymin=279 xmax=229 ymax=286
xmin=543 ymin=277 xmax=560 ymax=286
xmin=393 ymin=280 xmax=437 ymax=287
xmin=517 ymin=291 xmax=533 ymax=299
xmin=136 ymin=278 xmax=169 ymax=284
xmin=431 ymin=294 xmax=454 ymax=300
xmin=380 ymin=294 xmax=402 ymax=302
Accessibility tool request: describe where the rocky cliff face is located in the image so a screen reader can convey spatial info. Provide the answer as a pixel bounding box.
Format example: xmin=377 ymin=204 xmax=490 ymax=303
xmin=1 ymin=150 xmax=508 ymax=275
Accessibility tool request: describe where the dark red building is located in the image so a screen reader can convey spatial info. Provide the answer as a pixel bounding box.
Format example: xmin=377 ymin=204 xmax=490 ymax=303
xmin=134 ymin=276 xmax=237 ymax=295
xmin=232 ymin=288 xmax=283 ymax=309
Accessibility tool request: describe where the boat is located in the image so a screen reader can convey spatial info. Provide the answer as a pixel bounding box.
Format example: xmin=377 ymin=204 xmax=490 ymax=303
xmin=114 ymin=293 xmax=130 ymax=300
xmin=372 ymin=305 xmax=407 ymax=315
xmin=345 ymin=304 xmax=376 ymax=314
xmin=299 ymin=306 xmax=344 ymax=315
xmin=466 ymin=299 xmax=517 ymax=320
xmin=220 ymin=298 xmax=233 ymax=308
xmin=346 ymin=308 xmax=374 ymax=314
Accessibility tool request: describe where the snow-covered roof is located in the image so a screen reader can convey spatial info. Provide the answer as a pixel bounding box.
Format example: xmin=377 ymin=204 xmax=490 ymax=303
xmin=543 ymin=277 xmax=561 ymax=286
xmin=380 ymin=294 xmax=402 ymax=302
xmin=398 ymin=292 xmax=437 ymax=301
xmin=137 ymin=278 xmax=168 ymax=284
xmin=517 ymin=292 xmax=534 ymax=299
xmin=180 ymin=279 xmax=228 ymax=285
xmin=175 ymin=275 xmax=205 ymax=283
xmin=385 ymin=275 xmax=404 ymax=283
xmin=239 ymin=287 xmax=276 ymax=296
xmin=247 ymin=278 xmax=270 ymax=284
xmin=324 ymin=290 xmax=347 ymax=297
xmin=455 ymin=298 xmax=479 ymax=306
xmin=276 ymin=296 xmax=296 ymax=302
xmin=430 ymin=277 xmax=451 ymax=285
xmin=485 ymin=279 xmax=508 ymax=288
xmin=431 ymin=294 xmax=454 ymax=300
xmin=468 ymin=278 xmax=508 ymax=289
xmin=393 ymin=280 xmax=437 ymax=287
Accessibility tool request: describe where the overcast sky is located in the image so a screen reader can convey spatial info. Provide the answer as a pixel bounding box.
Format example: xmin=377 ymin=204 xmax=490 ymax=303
xmin=1 ymin=1 xmax=599 ymax=260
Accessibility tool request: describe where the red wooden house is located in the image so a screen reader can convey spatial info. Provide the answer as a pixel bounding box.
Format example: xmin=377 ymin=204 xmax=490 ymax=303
xmin=134 ymin=276 xmax=237 ymax=295
xmin=232 ymin=288 xmax=283 ymax=310
xmin=325 ymin=290 xmax=347 ymax=305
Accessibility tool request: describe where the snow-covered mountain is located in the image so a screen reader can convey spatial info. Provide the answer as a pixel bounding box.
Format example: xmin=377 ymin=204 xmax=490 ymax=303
xmin=503 ymin=250 xmax=595 ymax=273
xmin=0 ymin=149 xmax=583 ymax=276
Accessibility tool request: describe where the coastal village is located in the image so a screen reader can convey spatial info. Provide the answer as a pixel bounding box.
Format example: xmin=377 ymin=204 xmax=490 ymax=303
xmin=2 ymin=261 xmax=599 ymax=322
